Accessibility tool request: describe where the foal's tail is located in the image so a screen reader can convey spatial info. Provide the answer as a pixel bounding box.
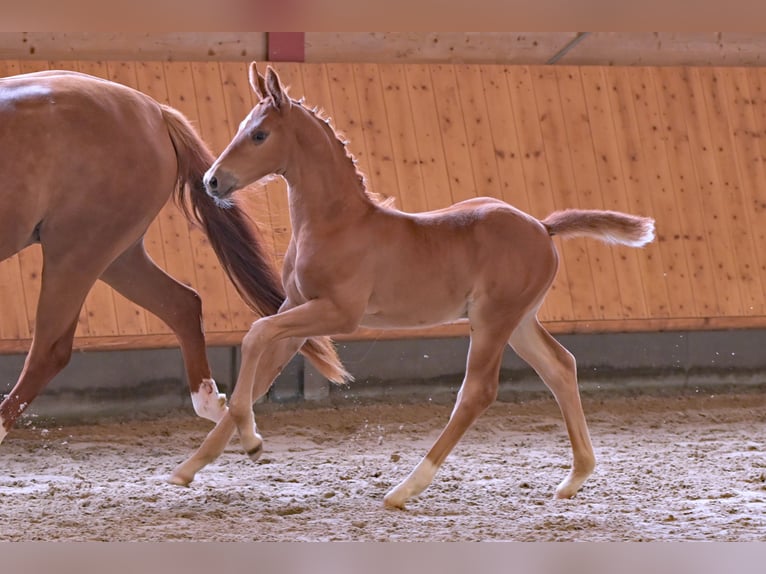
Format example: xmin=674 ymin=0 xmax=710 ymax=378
xmin=542 ymin=209 xmax=655 ymax=247
xmin=159 ymin=104 xmax=351 ymax=384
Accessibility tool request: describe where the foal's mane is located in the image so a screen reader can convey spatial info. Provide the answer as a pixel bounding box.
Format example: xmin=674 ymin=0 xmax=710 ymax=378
xmin=294 ymin=96 xmax=396 ymax=208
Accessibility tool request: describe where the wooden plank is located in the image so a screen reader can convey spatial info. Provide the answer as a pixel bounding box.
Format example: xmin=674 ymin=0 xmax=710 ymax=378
xmin=628 ymin=68 xmax=697 ymax=319
xmin=698 ymin=67 xmax=765 ymax=316
xmin=429 ymin=64 xmax=477 ymax=204
xmin=554 ymin=67 xmax=626 ymax=320
xmin=324 ymin=63 xmax=372 ymax=189
xmin=454 ymin=64 xmax=504 ymax=201
xmin=743 ymin=69 xmax=766 ymax=288
xmin=726 ymin=69 xmax=766 ymax=312
xmin=582 ymin=66 xmax=650 ymax=320
xmin=479 ymin=64 xmax=553 ymax=320
xmin=131 ymin=60 xmax=180 ymax=335
xmin=190 ymin=61 xmax=252 ymax=329
xmin=505 ymin=65 xmax=574 ymax=321
xmin=653 ymin=67 xmax=723 ymax=318
xmin=531 ymin=66 xmax=601 ymax=321
xmin=376 ymin=64 xmax=429 ymax=213
xmin=0 ymin=59 xmax=31 ymax=341
xmin=478 ymin=65 xmax=532 ymax=211
xmin=217 ymin=60 xmax=279 ymax=286
xmin=674 ymin=67 xmax=745 ymax=316
xmin=134 ymin=61 xmax=200 ymax=309
xmin=162 ymin=61 xmax=232 ymax=334
xmin=401 ymin=64 xmax=452 ymax=210
xmin=352 ymin=63 xmax=402 ymax=206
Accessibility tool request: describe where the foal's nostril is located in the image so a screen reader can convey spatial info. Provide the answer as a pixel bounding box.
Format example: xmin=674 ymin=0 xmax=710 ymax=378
xmin=208 ymin=176 xmax=218 ymax=191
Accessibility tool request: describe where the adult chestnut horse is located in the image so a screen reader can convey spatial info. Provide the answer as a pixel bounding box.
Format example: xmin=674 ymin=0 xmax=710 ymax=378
xmin=172 ymin=63 xmax=654 ymax=508
xmin=0 ymin=70 xmax=347 ymax=444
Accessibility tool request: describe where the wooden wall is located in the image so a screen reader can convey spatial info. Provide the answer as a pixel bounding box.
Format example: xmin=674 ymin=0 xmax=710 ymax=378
xmin=3 ymin=33 xmax=766 ymax=67
xmin=2 ymin=60 xmax=766 ymax=352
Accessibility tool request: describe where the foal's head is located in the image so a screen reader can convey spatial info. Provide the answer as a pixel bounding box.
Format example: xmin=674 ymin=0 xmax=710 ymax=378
xmin=204 ymin=63 xmax=314 ymax=201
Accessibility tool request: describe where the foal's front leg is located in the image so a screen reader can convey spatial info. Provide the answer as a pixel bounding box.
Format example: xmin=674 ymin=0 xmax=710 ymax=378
xmin=228 ymin=298 xmax=361 ymax=457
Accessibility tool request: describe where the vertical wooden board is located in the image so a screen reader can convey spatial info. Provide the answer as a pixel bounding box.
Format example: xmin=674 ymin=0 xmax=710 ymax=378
xmin=218 ymin=61 xmax=278 ymax=276
xmin=554 ymin=67 xmax=644 ymax=319
xmin=530 ymin=66 xmax=601 ymax=321
xmin=592 ymin=67 xmax=670 ymax=318
xmin=104 ymin=61 xmax=151 ymax=336
xmin=429 ymin=65 xmax=477 ymax=204
xmin=76 ymin=60 xmax=109 ymax=79
xmin=480 ymin=64 xmax=555 ymax=322
xmin=0 ymin=258 xmax=31 ymax=339
xmin=402 ymin=64 xmax=452 ymax=210
xmin=479 ymin=66 xmax=532 ymax=212
xmin=0 ymin=60 xmax=21 ymax=77
xmin=132 ymin=60 xmax=178 ymax=335
xmin=583 ymin=67 xmax=650 ymax=319
xmin=162 ymin=61 xmax=231 ymax=333
xmin=652 ymin=68 xmax=722 ymax=318
xmin=698 ymin=68 xmax=765 ymax=316
xmin=743 ymin=69 xmax=766 ymax=286
xmin=191 ymin=61 xmax=252 ymax=328
xmin=454 ymin=65 xmax=503 ymax=201
xmin=505 ymin=66 xmax=574 ymax=321
xmin=377 ymin=64 xmax=429 ymax=213
xmin=16 ymin=62 xmax=52 ymax=335
xmin=675 ymin=68 xmax=744 ymax=316
xmin=0 ymin=60 xmax=32 ymax=340
xmin=48 ymin=60 xmax=78 ymax=72
xmin=325 ymin=63 xmax=372 ymax=189
xmin=352 ymin=63 xmax=401 ymax=206
xmin=628 ymin=68 xmax=696 ymax=319
xmin=720 ymin=68 xmax=766 ymax=314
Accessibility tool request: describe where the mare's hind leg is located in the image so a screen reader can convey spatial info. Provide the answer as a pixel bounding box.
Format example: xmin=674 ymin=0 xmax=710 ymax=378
xmin=384 ymin=310 xmax=516 ymax=509
xmin=0 ymin=250 xmax=108 ymax=443
xmin=100 ymin=241 xmax=225 ymax=422
xmin=509 ymin=312 xmax=595 ymax=498
xmin=168 ymin=335 xmax=306 ymax=486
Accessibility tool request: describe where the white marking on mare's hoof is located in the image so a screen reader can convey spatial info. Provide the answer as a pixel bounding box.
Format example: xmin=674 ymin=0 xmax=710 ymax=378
xmin=191 ymin=378 xmax=227 ymax=423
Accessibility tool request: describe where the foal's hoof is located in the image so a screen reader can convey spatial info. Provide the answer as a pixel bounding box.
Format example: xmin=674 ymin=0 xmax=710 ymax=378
xmin=192 ymin=379 xmax=228 ymax=423
xmin=383 ymin=490 xmax=407 ymax=510
xmin=246 ymin=442 xmax=263 ymax=462
xmin=167 ymin=470 xmax=193 ymax=487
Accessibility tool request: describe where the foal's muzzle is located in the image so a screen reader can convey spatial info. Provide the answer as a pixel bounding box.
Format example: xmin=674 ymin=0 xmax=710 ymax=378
xmin=203 ymin=167 xmax=238 ymax=200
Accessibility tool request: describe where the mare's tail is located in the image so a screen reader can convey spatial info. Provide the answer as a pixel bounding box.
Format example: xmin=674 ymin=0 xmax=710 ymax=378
xmin=159 ymin=104 xmax=351 ymax=384
xmin=542 ymin=209 xmax=655 ymax=247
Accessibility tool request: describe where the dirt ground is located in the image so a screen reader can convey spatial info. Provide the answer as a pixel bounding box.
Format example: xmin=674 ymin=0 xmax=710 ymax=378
xmin=1 ymin=388 xmax=765 ymax=541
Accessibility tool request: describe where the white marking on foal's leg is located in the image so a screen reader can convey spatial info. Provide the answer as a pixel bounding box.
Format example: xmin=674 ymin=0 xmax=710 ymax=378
xmin=191 ymin=378 xmax=227 ymax=423
xmin=383 ymin=457 xmax=438 ymax=509
xmin=0 ymin=413 xmax=7 ymax=445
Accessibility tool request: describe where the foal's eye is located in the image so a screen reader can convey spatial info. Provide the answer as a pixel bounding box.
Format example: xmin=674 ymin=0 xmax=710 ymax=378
xmin=252 ymin=130 xmax=269 ymax=143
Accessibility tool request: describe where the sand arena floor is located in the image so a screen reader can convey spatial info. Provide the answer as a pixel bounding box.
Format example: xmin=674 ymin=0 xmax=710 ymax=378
xmin=1 ymin=388 xmax=765 ymax=541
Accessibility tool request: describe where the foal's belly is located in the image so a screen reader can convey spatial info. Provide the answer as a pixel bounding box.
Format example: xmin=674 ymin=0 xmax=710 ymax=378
xmin=359 ymin=288 xmax=469 ymax=330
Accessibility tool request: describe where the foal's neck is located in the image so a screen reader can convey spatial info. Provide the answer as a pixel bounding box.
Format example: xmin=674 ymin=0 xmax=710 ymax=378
xmin=282 ymin=107 xmax=376 ymax=231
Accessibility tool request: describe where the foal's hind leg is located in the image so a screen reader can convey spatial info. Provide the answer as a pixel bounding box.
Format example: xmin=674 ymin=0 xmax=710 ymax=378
xmin=100 ymin=241 xmax=225 ymax=422
xmin=168 ymin=336 xmax=306 ymax=486
xmin=384 ymin=317 xmax=515 ymax=509
xmin=0 ymin=250 xmax=108 ymax=443
xmin=509 ymin=312 xmax=595 ymax=498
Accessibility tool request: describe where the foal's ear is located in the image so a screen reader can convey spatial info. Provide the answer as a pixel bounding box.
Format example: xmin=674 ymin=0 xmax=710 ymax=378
xmin=265 ymin=66 xmax=289 ymax=110
xmin=248 ymin=61 xmax=267 ymax=100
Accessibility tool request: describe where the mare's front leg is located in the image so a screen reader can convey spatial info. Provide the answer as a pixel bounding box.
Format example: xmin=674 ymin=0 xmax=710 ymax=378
xmin=228 ymin=298 xmax=361 ymax=457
